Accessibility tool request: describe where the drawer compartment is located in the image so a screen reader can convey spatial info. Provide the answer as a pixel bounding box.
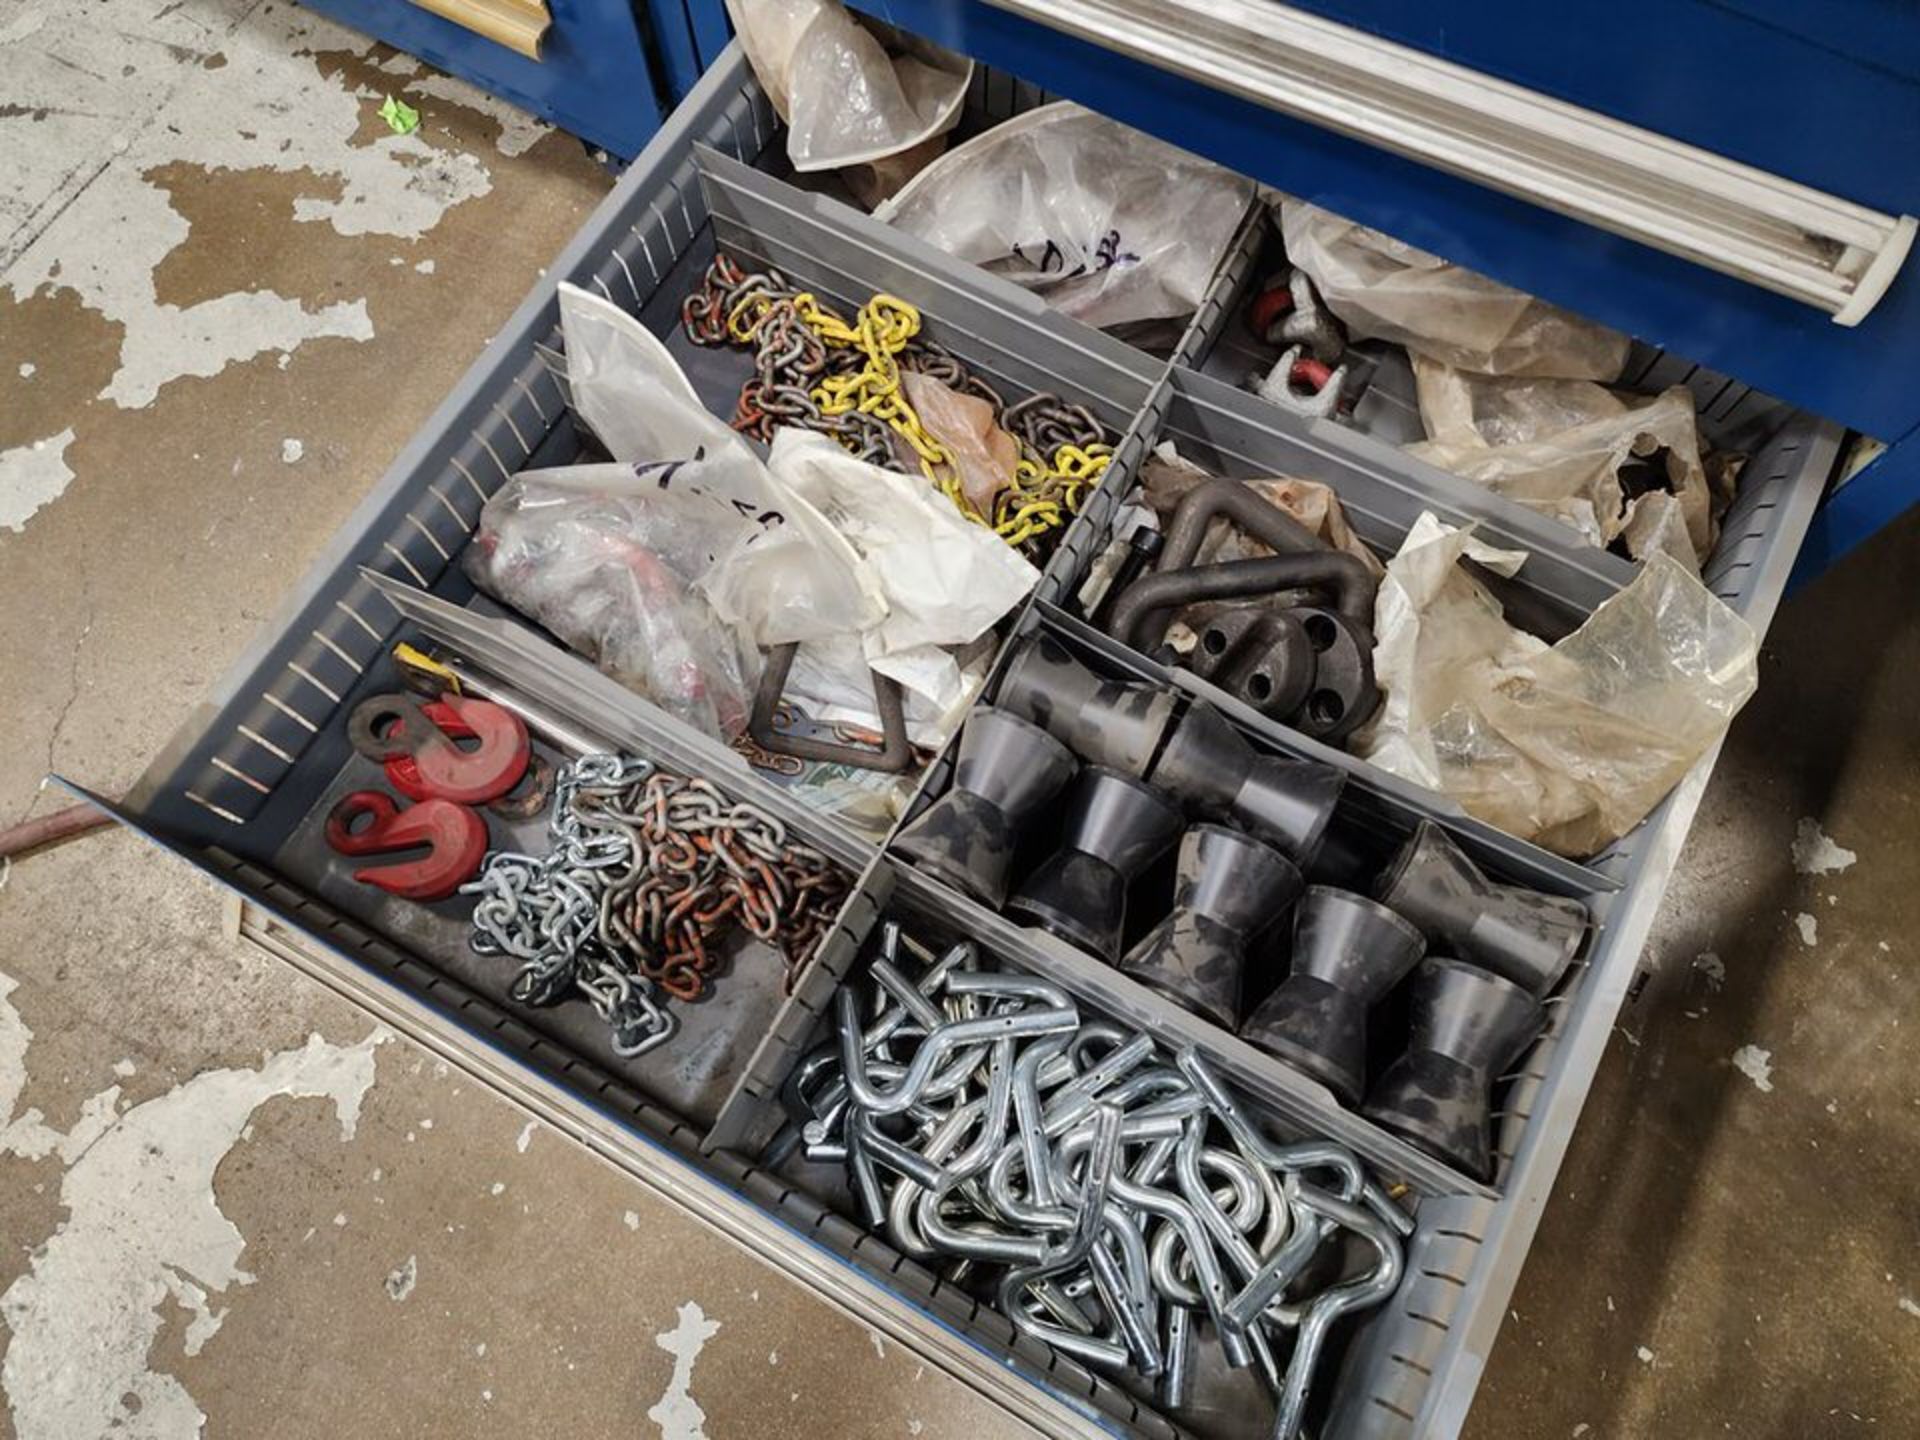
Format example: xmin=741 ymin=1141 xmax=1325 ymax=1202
xmin=93 ymin=39 xmax=1848 ymax=1440
xmin=713 ymin=854 xmax=1499 ymax=1440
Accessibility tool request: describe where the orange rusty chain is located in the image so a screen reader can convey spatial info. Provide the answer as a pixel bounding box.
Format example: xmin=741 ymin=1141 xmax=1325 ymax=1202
xmin=463 ymin=754 xmax=849 ymax=1055
xmin=680 ymin=253 xmax=1113 ymax=556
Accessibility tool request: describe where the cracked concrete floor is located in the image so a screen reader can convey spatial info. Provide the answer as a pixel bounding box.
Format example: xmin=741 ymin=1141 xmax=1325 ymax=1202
xmin=2 ymin=3 xmax=1918 ymax=1438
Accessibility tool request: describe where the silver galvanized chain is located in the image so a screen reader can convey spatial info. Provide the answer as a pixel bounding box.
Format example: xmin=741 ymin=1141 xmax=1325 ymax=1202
xmin=465 ymin=754 xmax=677 ymax=1057
xmin=466 ymin=753 xmax=847 ymax=1055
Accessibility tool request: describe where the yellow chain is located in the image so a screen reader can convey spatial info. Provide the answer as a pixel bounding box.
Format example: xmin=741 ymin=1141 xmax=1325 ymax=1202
xmin=738 ymin=287 xmax=1104 ymax=547
xmin=993 ymin=444 xmax=1111 ymax=543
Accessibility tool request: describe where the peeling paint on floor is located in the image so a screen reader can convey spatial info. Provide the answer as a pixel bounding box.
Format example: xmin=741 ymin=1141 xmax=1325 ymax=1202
xmin=1731 ymin=1045 xmax=1775 ymax=1093
xmin=0 ymin=428 xmax=77 ymax=533
xmin=1793 ymin=912 xmax=1819 ymax=946
xmin=400 ymin=67 xmax=550 ymax=157
xmin=385 ymin=1255 xmax=418 ymax=1302
xmin=649 ymin=1301 xmax=722 ymax=1440
xmin=0 ymin=0 xmax=537 ymax=533
xmin=1791 ymin=817 xmax=1858 ymax=876
xmin=0 ymin=994 xmax=384 ymax=1440
xmin=3 ymin=1 xmax=508 ymax=412
xmin=0 ymin=973 xmax=123 ymax=1163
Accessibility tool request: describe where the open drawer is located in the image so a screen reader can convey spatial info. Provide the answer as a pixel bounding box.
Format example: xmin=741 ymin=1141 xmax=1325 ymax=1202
xmin=90 ymin=38 xmax=1845 ymax=1440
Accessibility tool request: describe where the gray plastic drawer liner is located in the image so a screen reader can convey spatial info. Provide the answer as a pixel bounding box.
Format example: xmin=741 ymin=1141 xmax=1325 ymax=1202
xmin=89 ymin=40 xmax=1844 ymax=1440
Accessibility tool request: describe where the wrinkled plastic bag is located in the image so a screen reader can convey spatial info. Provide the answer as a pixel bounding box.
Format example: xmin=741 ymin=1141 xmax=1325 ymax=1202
xmin=769 ymin=427 xmax=1037 ymax=736
xmin=561 ymin=282 xmax=757 ymax=468
xmin=1409 ymin=356 xmax=1716 ymax=564
xmin=559 ymin=283 xmax=881 ymax=649
xmin=511 ymin=286 xmax=1032 ymax=750
xmin=876 ymin=103 xmax=1254 ymax=329
xmin=466 ymin=286 xmax=877 ymax=735
xmin=1356 ymin=514 xmax=1758 ymax=856
xmin=727 ymin=0 xmax=970 ymax=184
xmin=784 ymin=632 xmax=992 ymax=748
xmin=899 ymin=369 xmax=1017 ymax=517
xmin=1278 ymin=199 xmax=1630 ymax=380
xmin=465 ymin=461 xmax=760 ymax=738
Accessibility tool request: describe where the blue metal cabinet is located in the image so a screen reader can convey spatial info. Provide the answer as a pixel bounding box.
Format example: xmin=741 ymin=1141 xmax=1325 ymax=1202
xmin=294 ymin=0 xmax=732 ymax=158
xmin=842 ymin=0 xmax=1920 ymax=577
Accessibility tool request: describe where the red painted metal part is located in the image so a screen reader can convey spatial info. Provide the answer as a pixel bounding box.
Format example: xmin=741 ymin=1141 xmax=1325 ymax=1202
xmin=323 ymin=791 xmax=489 ymax=902
xmin=1247 ymin=282 xmax=1296 ymax=341
xmin=1290 ymin=356 xmax=1335 ymax=391
xmin=375 ymin=694 xmax=531 ymax=806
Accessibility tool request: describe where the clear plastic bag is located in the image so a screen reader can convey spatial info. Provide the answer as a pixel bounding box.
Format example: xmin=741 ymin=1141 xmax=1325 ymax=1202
xmin=1356 ymin=515 xmax=1758 ymax=856
xmin=467 ymin=286 xmax=885 ymax=736
xmin=464 ymin=462 xmax=760 ymax=738
xmin=559 ymin=282 xmax=882 ymax=649
xmin=768 ymin=427 xmax=1037 ymax=662
xmin=1409 ymin=357 xmax=1716 ymax=563
xmin=875 ymin=103 xmax=1254 ymax=329
xmin=727 ymin=0 xmax=970 ymax=178
xmin=1278 ymin=200 xmax=1630 ymax=380
xmin=512 ymin=287 xmax=1032 ymax=750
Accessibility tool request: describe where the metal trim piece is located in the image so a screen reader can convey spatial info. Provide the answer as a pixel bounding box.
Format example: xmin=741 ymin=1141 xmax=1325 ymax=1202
xmin=984 ymin=0 xmax=1915 ymax=322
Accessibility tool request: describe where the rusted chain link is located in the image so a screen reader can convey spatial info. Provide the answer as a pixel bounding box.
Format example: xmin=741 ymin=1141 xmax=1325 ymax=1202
xmin=465 ymin=754 xmax=849 ymax=1056
xmin=681 ymin=253 xmax=1113 ymax=557
xmin=583 ymin=768 xmax=847 ymax=1000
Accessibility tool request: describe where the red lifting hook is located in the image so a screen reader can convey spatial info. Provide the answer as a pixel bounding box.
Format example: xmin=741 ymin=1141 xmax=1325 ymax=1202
xmin=1247 ymin=282 xmax=1296 ymax=340
xmin=347 ymin=692 xmax=530 ymax=806
xmin=324 ymin=791 xmax=489 ymax=902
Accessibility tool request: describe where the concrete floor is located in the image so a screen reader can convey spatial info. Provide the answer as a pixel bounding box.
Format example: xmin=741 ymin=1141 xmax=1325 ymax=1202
xmin=1 ymin=4 xmax=1915 ymax=1438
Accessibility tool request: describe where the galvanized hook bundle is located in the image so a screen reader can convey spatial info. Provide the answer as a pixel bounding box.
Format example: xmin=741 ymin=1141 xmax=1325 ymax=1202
xmin=464 ymin=754 xmax=848 ymax=1054
xmin=777 ymin=924 xmax=1411 ymax=1438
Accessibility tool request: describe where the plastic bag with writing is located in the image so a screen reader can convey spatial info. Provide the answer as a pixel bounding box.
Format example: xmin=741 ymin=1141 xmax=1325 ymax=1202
xmin=727 ymin=0 xmax=969 ymax=185
xmin=559 ymin=282 xmax=881 ymax=649
xmin=1356 ymin=515 xmax=1758 ymax=856
xmin=1278 ymin=200 xmax=1630 ymax=381
xmin=876 ymin=103 xmax=1254 ymax=330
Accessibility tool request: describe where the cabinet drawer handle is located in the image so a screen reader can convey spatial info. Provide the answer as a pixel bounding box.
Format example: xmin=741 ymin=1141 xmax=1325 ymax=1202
xmin=410 ymin=0 xmax=550 ymax=60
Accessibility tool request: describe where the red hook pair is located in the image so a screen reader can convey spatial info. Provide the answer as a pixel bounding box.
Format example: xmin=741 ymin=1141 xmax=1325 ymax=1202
xmin=327 ymin=691 xmax=533 ymax=901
